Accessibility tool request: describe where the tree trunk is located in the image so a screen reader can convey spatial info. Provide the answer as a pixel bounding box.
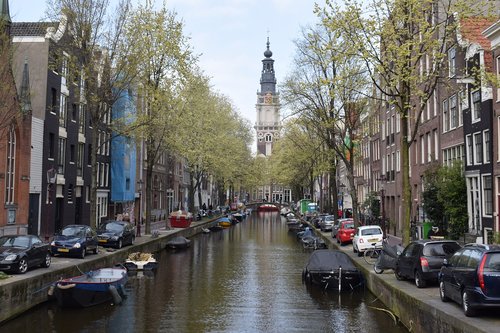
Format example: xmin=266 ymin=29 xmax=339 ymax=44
xmin=401 ymin=88 xmax=412 ymax=245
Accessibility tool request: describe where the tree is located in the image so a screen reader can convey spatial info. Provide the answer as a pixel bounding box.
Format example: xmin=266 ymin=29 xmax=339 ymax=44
xmin=125 ymin=0 xmax=194 ymax=234
xmin=281 ymin=23 xmax=369 ymax=225
xmin=320 ymin=0 xmax=492 ymax=244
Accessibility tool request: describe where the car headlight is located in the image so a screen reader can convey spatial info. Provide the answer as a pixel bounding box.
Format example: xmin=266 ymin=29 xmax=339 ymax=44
xmin=50 ymin=241 xmax=55 ymax=246
xmin=5 ymin=254 xmax=17 ymax=261
xmin=111 ymin=236 xmax=119 ymax=241
xmin=73 ymin=242 xmax=81 ymax=248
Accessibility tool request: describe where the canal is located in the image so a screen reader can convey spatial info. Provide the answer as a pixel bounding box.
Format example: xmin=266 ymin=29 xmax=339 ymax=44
xmin=2 ymin=212 xmax=408 ymax=332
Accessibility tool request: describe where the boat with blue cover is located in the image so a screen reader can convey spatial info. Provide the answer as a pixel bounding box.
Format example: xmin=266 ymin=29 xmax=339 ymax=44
xmin=53 ymin=267 xmax=128 ymax=307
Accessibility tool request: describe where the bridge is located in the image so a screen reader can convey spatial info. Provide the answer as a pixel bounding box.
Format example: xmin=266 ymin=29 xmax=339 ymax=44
xmin=245 ymin=201 xmax=289 ymax=211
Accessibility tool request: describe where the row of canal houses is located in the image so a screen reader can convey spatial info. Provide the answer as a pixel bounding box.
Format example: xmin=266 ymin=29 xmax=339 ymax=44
xmin=354 ymin=15 xmax=500 ymax=243
xmin=0 ymin=2 xmax=215 ymax=238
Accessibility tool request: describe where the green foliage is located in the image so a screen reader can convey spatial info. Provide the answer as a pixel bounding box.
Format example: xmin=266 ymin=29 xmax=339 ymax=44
xmin=422 ymin=162 xmax=467 ymax=240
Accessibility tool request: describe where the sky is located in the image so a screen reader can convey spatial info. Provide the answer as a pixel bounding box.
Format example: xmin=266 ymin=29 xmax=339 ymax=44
xmin=9 ymin=0 xmax=321 ymax=142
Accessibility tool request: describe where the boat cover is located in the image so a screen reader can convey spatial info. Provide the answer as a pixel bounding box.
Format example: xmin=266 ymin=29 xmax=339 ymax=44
xmin=306 ymin=250 xmax=357 ymax=271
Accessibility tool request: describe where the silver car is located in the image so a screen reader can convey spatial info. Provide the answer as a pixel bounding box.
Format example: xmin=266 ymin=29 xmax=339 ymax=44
xmin=319 ymin=215 xmax=336 ymax=232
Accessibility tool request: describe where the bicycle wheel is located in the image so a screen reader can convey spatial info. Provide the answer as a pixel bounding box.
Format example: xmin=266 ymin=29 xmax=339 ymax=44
xmin=364 ymin=248 xmax=380 ymax=265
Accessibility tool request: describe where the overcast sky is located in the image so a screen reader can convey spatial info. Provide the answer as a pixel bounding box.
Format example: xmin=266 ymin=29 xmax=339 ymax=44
xmin=9 ymin=0 xmax=321 ymax=146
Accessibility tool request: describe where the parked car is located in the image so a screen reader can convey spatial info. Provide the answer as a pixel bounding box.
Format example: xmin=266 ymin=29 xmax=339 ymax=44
xmin=0 ymin=235 xmax=51 ymax=274
xmin=439 ymin=243 xmax=500 ymax=316
xmin=51 ymin=224 xmax=99 ymax=259
xmin=336 ymin=220 xmax=355 ymax=245
xmin=319 ymin=215 xmax=336 ymax=232
xmin=352 ymin=225 xmax=384 ymax=256
xmin=97 ymin=220 xmax=136 ymax=249
xmin=331 ymin=218 xmax=353 ymax=238
xmin=394 ymin=239 xmax=461 ymax=288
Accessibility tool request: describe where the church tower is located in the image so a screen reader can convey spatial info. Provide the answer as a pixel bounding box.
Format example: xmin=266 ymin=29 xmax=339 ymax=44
xmin=255 ymin=37 xmax=281 ymax=156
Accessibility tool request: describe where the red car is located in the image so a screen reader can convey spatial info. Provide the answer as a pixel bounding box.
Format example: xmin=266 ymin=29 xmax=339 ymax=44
xmin=336 ymin=220 xmax=355 ymax=245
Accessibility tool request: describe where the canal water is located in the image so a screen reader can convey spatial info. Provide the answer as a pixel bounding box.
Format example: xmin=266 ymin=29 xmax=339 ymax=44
xmin=2 ymin=212 xmax=408 ymax=333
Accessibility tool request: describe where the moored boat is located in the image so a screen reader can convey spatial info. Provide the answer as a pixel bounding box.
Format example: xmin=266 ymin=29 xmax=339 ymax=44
xmin=53 ymin=267 xmax=128 ymax=307
xmin=123 ymin=252 xmax=158 ymax=271
xmin=302 ymin=250 xmax=363 ymax=291
xmin=217 ymin=217 xmax=232 ymax=228
xmin=166 ymin=236 xmax=191 ymax=249
xmin=257 ymin=204 xmax=279 ymax=212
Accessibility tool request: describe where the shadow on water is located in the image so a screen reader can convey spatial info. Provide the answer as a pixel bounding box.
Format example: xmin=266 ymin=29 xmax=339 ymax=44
xmin=0 ymin=212 xmax=408 ymax=333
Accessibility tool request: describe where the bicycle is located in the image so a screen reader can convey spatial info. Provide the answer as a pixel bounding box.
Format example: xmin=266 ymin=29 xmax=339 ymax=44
xmin=363 ymin=242 xmax=383 ymax=265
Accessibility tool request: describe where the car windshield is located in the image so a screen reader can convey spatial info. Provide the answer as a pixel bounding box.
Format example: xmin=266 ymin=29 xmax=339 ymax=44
xmin=62 ymin=227 xmax=85 ymax=237
xmin=324 ymin=216 xmax=335 ymax=222
xmin=423 ymin=243 xmax=461 ymax=256
xmin=361 ymin=228 xmax=382 ymax=236
xmin=0 ymin=236 xmax=30 ymax=248
xmin=344 ymin=223 xmax=354 ymax=229
xmin=100 ymin=222 xmax=123 ymax=232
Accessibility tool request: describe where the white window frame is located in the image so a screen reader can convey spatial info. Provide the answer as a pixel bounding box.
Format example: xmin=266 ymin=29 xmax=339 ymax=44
xmin=448 ymin=47 xmax=456 ymax=77
xmin=484 ymin=130 xmax=490 ymax=164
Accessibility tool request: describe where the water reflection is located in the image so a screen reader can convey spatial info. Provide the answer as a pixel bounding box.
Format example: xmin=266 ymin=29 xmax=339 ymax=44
xmin=0 ymin=212 xmax=407 ymax=333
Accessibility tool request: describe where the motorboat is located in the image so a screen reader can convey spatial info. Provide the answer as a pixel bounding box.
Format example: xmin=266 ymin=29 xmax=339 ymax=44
xmin=257 ymin=204 xmax=279 ymax=212
xmin=52 ymin=267 xmax=128 ymax=307
xmin=301 ymin=236 xmax=327 ymax=250
xmin=123 ymin=252 xmax=158 ymax=271
xmin=208 ymin=225 xmax=224 ymax=232
xmin=302 ymin=250 xmax=363 ymax=291
xmin=217 ymin=217 xmax=232 ymax=228
xmin=166 ymin=236 xmax=191 ymax=250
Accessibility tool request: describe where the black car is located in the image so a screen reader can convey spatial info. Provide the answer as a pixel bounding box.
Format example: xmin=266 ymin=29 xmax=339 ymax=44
xmin=394 ymin=239 xmax=461 ymax=288
xmin=97 ymin=221 xmax=136 ymax=249
xmin=0 ymin=235 xmax=51 ymax=274
xmin=439 ymin=243 xmax=500 ymax=317
xmin=51 ymin=224 xmax=99 ymax=259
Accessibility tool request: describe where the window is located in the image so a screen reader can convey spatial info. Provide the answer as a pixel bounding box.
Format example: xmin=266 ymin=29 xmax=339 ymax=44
xmin=434 ymin=129 xmax=438 ymax=161
xmin=59 ymin=94 xmax=67 ymax=127
xmin=58 ymin=138 xmax=66 ymax=174
xmin=51 ymin=88 xmax=58 ymax=114
xmin=466 ymin=135 xmax=473 ymax=166
xmin=5 ymin=126 xmax=15 ymax=204
xmin=79 ymin=104 xmax=86 ymax=133
xmin=483 ymin=175 xmax=492 ymax=216
xmin=49 ymin=133 xmax=55 ymax=159
xmin=70 ymin=144 xmax=75 ymax=163
xmin=420 ymin=135 xmax=425 ymax=164
xmin=474 ymin=132 xmax=482 ymax=164
xmin=72 ymin=103 xmax=77 ymax=121
xmin=265 ymin=134 xmax=272 ymax=142
xmin=77 ymin=143 xmax=84 ymax=177
xmin=450 ymin=95 xmax=458 ymax=129
xmin=442 ymin=99 xmax=449 ymax=132
xmin=448 ymin=47 xmax=456 ymax=77
xmin=68 ymin=184 xmax=73 ymax=204
xmin=427 ymin=132 xmax=431 ymax=162
xmin=484 ymin=130 xmax=491 ymax=164
xmin=472 ymin=90 xmax=481 ymax=122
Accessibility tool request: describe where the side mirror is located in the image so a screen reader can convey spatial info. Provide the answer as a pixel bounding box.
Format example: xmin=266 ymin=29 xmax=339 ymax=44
xmin=397 ymin=251 xmax=402 ymax=256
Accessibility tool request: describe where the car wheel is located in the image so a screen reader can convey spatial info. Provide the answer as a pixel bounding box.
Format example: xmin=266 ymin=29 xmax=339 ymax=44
xmin=353 ymin=245 xmax=357 ymax=253
xmin=357 ymin=250 xmax=363 ymax=257
xmin=116 ymin=239 xmax=123 ymax=249
xmin=395 ymin=267 xmax=405 ymax=281
xmin=439 ymin=281 xmax=449 ymax=302
xmin=41 ymin=253 xmax=51 ymax=268
xmin=17 ymin=258 xmax=28 ymax=274
xmin=415 ymin=270 xmax=427 ymax=288
xmin=80 ymin=247 xmax=86 ymax=259
xmin=462 ymin=290 xmax=476 ymax=317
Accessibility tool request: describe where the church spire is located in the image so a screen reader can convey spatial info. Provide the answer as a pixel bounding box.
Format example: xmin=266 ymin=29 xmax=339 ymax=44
xmin=0 ymin=0 xmax=11 ymax=25
xmin=260 ymin=37 xmax=276 ymax=94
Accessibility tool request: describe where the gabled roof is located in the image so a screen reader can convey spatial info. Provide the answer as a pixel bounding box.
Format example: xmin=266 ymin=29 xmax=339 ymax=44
xmin=460 ymin=17 xmax=495 ymax=71
xmin=11 ymin=22 xmax=58 ymax=37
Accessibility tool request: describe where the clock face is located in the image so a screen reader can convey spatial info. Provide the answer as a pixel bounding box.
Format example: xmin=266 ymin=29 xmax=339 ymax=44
xmin=264 ymin=93 xmax=272 ymax=104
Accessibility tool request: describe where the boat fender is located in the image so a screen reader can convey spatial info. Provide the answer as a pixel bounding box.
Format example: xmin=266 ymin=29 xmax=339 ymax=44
xmin=47 ymin=285 xmax=55 ymax=296
xmin=57 ymin=283 xmax=76 ymax=290
xmin=109 ymin=285 xmax=123 ymax=305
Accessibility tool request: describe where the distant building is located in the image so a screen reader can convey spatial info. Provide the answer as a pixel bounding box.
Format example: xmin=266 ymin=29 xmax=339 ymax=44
xmin=252 ymin=38 xmax=291 ymax=203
